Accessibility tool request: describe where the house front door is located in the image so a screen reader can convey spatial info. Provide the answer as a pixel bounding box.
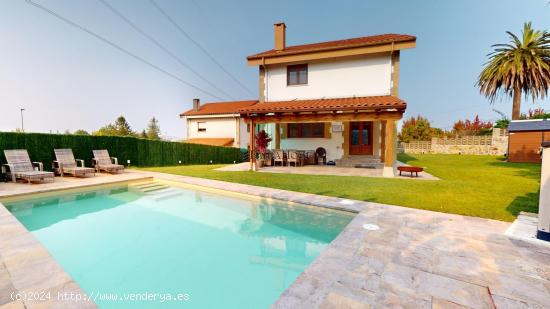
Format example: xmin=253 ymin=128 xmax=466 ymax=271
xmin=349 ymin=122 xmax=373 ymax=155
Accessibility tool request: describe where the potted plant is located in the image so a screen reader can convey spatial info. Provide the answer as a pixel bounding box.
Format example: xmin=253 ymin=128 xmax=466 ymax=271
xmin=255 ymin=130 xmax=272 ymax=168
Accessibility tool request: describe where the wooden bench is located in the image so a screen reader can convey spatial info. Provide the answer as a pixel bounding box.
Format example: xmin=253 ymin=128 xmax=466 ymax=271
xmin=397 ymin=166 xmax=424 ymax=177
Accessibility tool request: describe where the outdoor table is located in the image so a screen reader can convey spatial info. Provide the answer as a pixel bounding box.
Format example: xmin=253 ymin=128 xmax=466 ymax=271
xmin=397 ymin=166 xmax=424 ymax=177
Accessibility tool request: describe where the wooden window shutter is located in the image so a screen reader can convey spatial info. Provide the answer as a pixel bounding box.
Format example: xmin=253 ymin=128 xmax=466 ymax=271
xmin=324 ymin=123 xmax=332 ymax=138
xmin=281 ymin=124 xmax=288 ymax=139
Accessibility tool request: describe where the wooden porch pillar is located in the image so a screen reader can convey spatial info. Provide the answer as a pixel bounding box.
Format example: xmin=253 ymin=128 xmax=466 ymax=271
xmin=383 ymin=120 xmax=396 ymax=177
xmin=275 ymin=123 xmax=281 ymax=149
xmin=380 ymin=120 xmax=386 ymax=162
xmin=249 ymin=119 xmax=256 ymax=171
xmin=343 ymin=122 xmax=350 ymax=156
xmin=259 ymin=66 xmax=266 ymax=103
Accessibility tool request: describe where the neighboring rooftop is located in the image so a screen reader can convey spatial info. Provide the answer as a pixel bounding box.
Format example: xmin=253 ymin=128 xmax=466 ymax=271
xmin=508 ymin=119 xmax=550 ymax=132
xmin=181 ymin=100 xmax=257 ymax=117
xmin=238 ymin=96 xmax=406 ymax=114
xmin=247 ymin=33 xmax=416 ymax=60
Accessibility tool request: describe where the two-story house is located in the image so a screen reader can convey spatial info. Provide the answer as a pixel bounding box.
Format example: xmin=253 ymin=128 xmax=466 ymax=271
xmin=181 ymin=23 xmax=416 ymax=176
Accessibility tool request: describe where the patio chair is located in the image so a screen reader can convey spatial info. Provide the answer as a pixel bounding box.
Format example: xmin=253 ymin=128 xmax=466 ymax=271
xmin=303 ymin=150 xmax=317 ymax=165
xmin=262 ymin=150 xmax=274 ymax=166
xmin=3 ymin=149 xmax=54 ymax=184
xmin=92 ymin=150 xmax=124 ymax=173
xmin=273 ymin=149 xmax=286 ymax=166
xmin=53 ymin=149 xmax=95 ymax=177
xmin=287 ymin=150 xmax=303 ymax=167
xmin=316 ymin=147 xmax=327 ymax=165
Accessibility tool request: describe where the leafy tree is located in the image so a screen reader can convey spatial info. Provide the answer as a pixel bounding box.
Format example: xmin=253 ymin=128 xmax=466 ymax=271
xmin=114 ymin=116 xmax=134 ymax=136
xmin=93 ymin=116 xmax=136 ymax=137
xmin=140 ymin=130 xmax=148 ymax=139
xmin=430 ymin=127 xmax=449 ymax=138
xmin=452 ymin=115 xmax=493 ymax=136
xmin=73 ymin=129 xmax=89 ymax=135
xmin=146 ymin=117 xmax=161 ymax=140
xmin=399 ymin=116 xmax=436 ymax=142
xmin=477 ymin=22 xmax=550 ymax=120
xmin=94 ymin=124 xmax=118 ymax=136
xmin=63 ymin=129 xmax=71 ymax=135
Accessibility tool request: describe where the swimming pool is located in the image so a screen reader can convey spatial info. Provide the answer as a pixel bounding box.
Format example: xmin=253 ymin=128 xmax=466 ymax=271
xmin=3 ymin=181 xmax=354 ymax=308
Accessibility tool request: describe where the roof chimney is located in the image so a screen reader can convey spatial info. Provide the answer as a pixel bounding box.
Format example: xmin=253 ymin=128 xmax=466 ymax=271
xmin=274 ymin=22 xmax=286 ymax=51
xmin=193 ymin=98 xmax=200 ymax=112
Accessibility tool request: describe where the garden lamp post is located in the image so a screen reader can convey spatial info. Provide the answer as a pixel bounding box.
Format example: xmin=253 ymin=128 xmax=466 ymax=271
xmin=20 ymin=108 xmax=25 ymax=132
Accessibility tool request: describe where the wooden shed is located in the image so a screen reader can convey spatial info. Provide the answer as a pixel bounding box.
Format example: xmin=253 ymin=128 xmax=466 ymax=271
xmin=508 ymin=119 xmax=550 ymax=163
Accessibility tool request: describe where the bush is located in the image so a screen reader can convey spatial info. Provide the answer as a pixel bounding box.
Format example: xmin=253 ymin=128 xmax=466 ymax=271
xmin=452 ymin=115 xmax=493 ymax=136
xmin=520 ymin=108 xmax=550 ymax=120
xmin=399 ymin=116 xmax=438 ymax=142
xmin=0 ymin=132 xmax=241 ymax=171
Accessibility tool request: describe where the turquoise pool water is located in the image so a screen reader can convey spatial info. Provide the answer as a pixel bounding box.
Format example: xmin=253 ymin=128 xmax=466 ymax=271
xmin=4 ymin=182 xmax=353 ymax=308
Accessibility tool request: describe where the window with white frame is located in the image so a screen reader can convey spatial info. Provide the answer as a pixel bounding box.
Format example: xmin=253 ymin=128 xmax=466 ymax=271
xmin=197 ymin=122 xmax=206 ymax=132
xmin=287 ymin=64 xmax=308 ymax=86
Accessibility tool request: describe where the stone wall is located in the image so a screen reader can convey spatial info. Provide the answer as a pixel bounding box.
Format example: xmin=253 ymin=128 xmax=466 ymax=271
xmin=399 ymin=128 xmax=508 ymax=155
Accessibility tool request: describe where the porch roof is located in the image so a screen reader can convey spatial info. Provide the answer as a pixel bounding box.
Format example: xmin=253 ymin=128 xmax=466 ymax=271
xmin=238 ymin=95 xmax=406 ymax=114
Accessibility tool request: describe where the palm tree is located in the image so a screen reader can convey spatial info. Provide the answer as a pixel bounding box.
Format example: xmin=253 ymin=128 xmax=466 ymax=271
xmin=477 ymin=22 xmax=550 ymax=120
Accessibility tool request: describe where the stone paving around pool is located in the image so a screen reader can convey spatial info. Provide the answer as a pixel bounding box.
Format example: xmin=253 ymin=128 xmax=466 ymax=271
xmin=0 ymin=171 xmax=151 ymax=309
xmin=0 ymin=170 xmax=548 ymax=308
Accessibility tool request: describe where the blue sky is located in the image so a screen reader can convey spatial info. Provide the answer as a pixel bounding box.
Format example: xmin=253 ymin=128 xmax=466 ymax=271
xmin=1 ymin=0 xmax=549 ymax=138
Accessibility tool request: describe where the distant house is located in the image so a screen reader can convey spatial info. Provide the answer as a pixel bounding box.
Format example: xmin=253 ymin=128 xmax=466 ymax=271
xmin=180 ymin=22 xmax=416 ymax=176
xmin=508 ymin=119 xmax=550 ymax=163
xmin=180 ymin=99 xmax=256 ymax=147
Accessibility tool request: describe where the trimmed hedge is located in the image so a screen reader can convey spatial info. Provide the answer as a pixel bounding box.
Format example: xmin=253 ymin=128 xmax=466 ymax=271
xmin=0 ymin=132 xmax=242 ymax=171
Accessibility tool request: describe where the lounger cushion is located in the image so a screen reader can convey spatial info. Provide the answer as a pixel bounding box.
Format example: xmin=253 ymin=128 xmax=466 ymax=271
xmin=98 ymin=164 xmax=124 ymax=170
xmin=63 ymin=166 xmax=95 ymax=174
xmin=15 ymin=170 xmax=54 ymax=178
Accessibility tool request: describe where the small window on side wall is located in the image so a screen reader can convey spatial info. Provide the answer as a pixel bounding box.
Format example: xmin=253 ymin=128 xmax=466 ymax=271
xmin=197 ymin=122 xmax=206 ymax=132
xmin=287 ymin=64 xmax=308 ymax=86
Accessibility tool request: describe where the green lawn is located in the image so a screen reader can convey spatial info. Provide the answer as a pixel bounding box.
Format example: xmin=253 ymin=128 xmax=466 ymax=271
xmin=138 ymin=154 xmax=541 ymax=222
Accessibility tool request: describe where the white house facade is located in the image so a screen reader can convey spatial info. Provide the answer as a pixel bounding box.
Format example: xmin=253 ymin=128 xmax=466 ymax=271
xmin=180 ymin=99 xmax=255 ymax=148
xmin=264 ymin=55 xmax=392 ymax=102
xmin=180 ymin=23 xmax=416 ymax=176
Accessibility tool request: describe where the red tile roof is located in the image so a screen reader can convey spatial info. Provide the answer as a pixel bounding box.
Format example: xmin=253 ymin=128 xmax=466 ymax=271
xmin=181 ymin=100 xmax=257 ymax=116
xmin=185 ymin=138 xmax=234 ymax=146
xmin=238 ymin=96 xmax=405 ymax=114
xmin=247 ymin=34 xmax=416 ymax=60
